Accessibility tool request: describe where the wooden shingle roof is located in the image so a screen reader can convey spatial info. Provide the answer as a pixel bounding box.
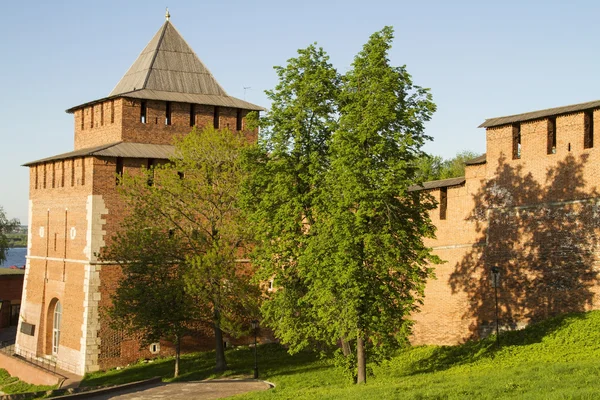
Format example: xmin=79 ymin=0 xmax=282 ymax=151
xmin=23 ymin=142 xmax=175 ymax=166
xmin=67 ymin=20 xmax=263 ymax=113
xmin=479 ymin=99 xmax=600 ymax=128
xmin=409 ymin=177 xmax=466 ymax=192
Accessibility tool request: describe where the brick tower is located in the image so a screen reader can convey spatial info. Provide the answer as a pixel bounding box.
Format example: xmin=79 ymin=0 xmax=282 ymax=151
xmin=16 ymin=14 xmax=262 ymax=375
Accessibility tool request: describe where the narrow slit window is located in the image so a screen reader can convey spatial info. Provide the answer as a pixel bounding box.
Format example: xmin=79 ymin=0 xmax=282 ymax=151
xmin=61 ymin=161 xmax=65 ymax=187
xmin=213 ymin=106 xmax=220 ymax=129
xmin=584 ymin=111 xmax=594 ymax=149
xmin=81 ymin=109 xmax=85 ymax=130
xmin=116 ymin=157 xmax=123 ymax=185
xmin=52 ymin=301 xmax=61 ymax=355
xmin=140 ymin=101 xmax=147 ymax=124
xmin=512 ymin=124 xmax=521 ymax=159
xmin=90 ymin=105 xmax=94 ymax=128
xmin=35 ymin=165 xmax=38 ymax=190
xmin=81 ymin=158 xmax=86 ymax=186
xmin=100 ymin=102 xmax=104 ymax=126
xmin=189 ymin=104 xmax=195 ymax=127
xmin=547 ymin=117 xmax=556 ymax=154
xmin=236 ymin=109 xmax=243 ymax=131
xmin=147 ymin=158 xmax=155 ymax=186
xmin=51 ymin=162 xmax=56 ymax=188
xmin=440 ymin=187 xmax=448 ymax=220
xmin=43 ymin=163 xmax=47 ymax=189
xmin=71 ymin=160 xmax=75 ymax=187
xmin=111 ymin=100 xmax=115 ymax=123
xmin=165 ymin=102 xmax=172 ymax=125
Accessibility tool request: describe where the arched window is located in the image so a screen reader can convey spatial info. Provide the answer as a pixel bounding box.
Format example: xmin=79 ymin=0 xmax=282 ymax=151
xmin=52 ymin=301 xmax=62 ymax=355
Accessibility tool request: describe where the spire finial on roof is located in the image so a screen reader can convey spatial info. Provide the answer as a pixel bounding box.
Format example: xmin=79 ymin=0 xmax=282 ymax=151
xmin=165 ymin=7 xmax=170 ymax=21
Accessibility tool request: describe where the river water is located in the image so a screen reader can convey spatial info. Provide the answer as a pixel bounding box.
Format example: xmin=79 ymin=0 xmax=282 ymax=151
xmin=0 ymin=248 xmax=27 ymax=268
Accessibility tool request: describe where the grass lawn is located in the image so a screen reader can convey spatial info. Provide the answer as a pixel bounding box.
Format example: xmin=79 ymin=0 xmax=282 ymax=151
xmin=82 ymin=310 xmax=600 ymax=399
xmin=0 ymin=369 xmax=56 ymax=395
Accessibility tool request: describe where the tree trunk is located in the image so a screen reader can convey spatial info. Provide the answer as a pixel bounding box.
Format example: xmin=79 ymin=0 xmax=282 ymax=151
xmin=341 ymin=337 xmax=352 ymax=357
xmin=214 ymin=309 xmax=228 ymax=372
xmin=356 ymin=334 xmax=366 ymax=384
xmin=174 ymin=334 xmax=181 ymax=378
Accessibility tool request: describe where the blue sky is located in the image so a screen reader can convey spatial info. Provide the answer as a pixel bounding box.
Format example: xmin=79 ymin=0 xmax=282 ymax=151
xmin=2 ymin=0 xmax=600 ymax=223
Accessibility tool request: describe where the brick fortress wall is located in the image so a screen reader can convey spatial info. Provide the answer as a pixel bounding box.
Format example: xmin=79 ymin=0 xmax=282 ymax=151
xmin=413 ymin=109 xmax=600 ymax=344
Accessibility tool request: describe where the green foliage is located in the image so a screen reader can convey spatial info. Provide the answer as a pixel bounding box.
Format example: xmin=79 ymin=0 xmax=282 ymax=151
xmin=0 ymin=369 xmax=55 ymax=395
xmin=80 ymin=310 xmax=600 ymax=399
xmin=5 ymin=233 xmax=27 ymax=248
xmin=416 ymin=150 xmax=481 ymax=182
xmin=241 ymin=44 xmax=340 ymax=353
xmin=242 ymin=27 xmax=439 ymax=382
xmin=102 ymin=126 xmax=260 ymax=376
xmin=0 ymin=206 xmax=20 ymax=263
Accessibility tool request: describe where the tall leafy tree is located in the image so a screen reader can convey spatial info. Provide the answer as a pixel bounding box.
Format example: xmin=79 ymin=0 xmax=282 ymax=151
xmin=103 ymin=127 xmax=258 ymax=376
xmin=319 ymin=26 xmax=439 ymax=383
xmin=102 ymin=221 xmax=193 ymax=378
xmin=241 ymin=45 xmax=340 ymax=349
xmin=0 ymin=207 xmax=19 ymax=264
xmin=243 ymin=28 xmax=439 ymax=384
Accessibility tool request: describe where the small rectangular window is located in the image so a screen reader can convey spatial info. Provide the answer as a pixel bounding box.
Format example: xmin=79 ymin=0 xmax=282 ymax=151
xmin=512 ymin=124 xmax=521 ymax=160
xmin=111 ymin=100 xmax=115 ymax=123
xmin=440 ymin=187 xmax=448 ymax=220
xmin=165 ymin=102 xmax=172 ymax=125
xmin=116 ymin=157 xmax=123 ymax=185
xmin=584 ymin=111 xmax=594 ymax=149
xmin=213 ymin=106 xmax=220 ymax=129
xmin=190 ymin=104 xmax=195 ymax=127
xmin=141 ymin=101 xmax=147 ymax=124
xmin=547 ymin=117 xmax=556 ymax=154
xmin=236 ymin=109 xmax=243 ymax=131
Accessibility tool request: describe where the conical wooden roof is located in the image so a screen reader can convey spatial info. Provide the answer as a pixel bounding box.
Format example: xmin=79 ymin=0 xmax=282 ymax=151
xmin=110 ymin=21 xmax=228 ymax=97
xmin=67 ymin=20 xmax=262 ymax=112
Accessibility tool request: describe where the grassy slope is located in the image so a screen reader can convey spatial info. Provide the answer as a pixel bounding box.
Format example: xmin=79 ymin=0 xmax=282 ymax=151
xmin=83 ymin=311 xmax=600 ymax=399
xmin=0 ymin=369 xmax=55 ymax=394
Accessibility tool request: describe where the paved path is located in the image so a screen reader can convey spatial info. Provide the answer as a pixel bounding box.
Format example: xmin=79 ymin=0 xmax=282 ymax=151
xmin=80 ymin=379 xmax=271 ymax=400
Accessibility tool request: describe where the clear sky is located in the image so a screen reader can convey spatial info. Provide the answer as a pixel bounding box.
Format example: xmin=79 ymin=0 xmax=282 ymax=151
xmin=2 ymin=0 xmax=600 ymax=224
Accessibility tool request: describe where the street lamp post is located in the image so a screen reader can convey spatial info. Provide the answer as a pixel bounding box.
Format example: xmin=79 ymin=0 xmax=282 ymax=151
xmin=251 ymin=320 xmax=259 ymax=379
xmin=491 ymin=266 xmax=501 ymax=347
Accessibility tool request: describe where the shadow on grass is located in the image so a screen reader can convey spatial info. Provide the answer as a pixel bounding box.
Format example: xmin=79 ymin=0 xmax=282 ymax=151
xmin=82 ymin=343 xmax=326 ymax=387
xmin=408 ymin=311 xmax=589 ymax=375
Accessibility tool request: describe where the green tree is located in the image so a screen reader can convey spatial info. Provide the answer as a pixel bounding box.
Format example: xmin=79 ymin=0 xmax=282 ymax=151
xmin=318 ymin=26 xmax=438 ymax=384
xmin=416 ymin=150 xmax=481 ymax=181
xmin=438 ymin=150 xmax=481 ymax=180
xmin=241 ymin=44 xmax=340 ymax=350
xmin=243 ymin=28 xmax=439 ymax=384
xmin=0 ymin=207 xmax=19 ymax=264
xmin=102 ymin=222 xmax=194 ymax=378
xmin=103 ymin=127 xmax=259 ymax=376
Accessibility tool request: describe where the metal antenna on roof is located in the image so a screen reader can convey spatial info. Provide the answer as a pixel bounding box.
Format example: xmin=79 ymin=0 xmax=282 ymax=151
xmin=165 ymin=7 xmax=170 ymax=21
